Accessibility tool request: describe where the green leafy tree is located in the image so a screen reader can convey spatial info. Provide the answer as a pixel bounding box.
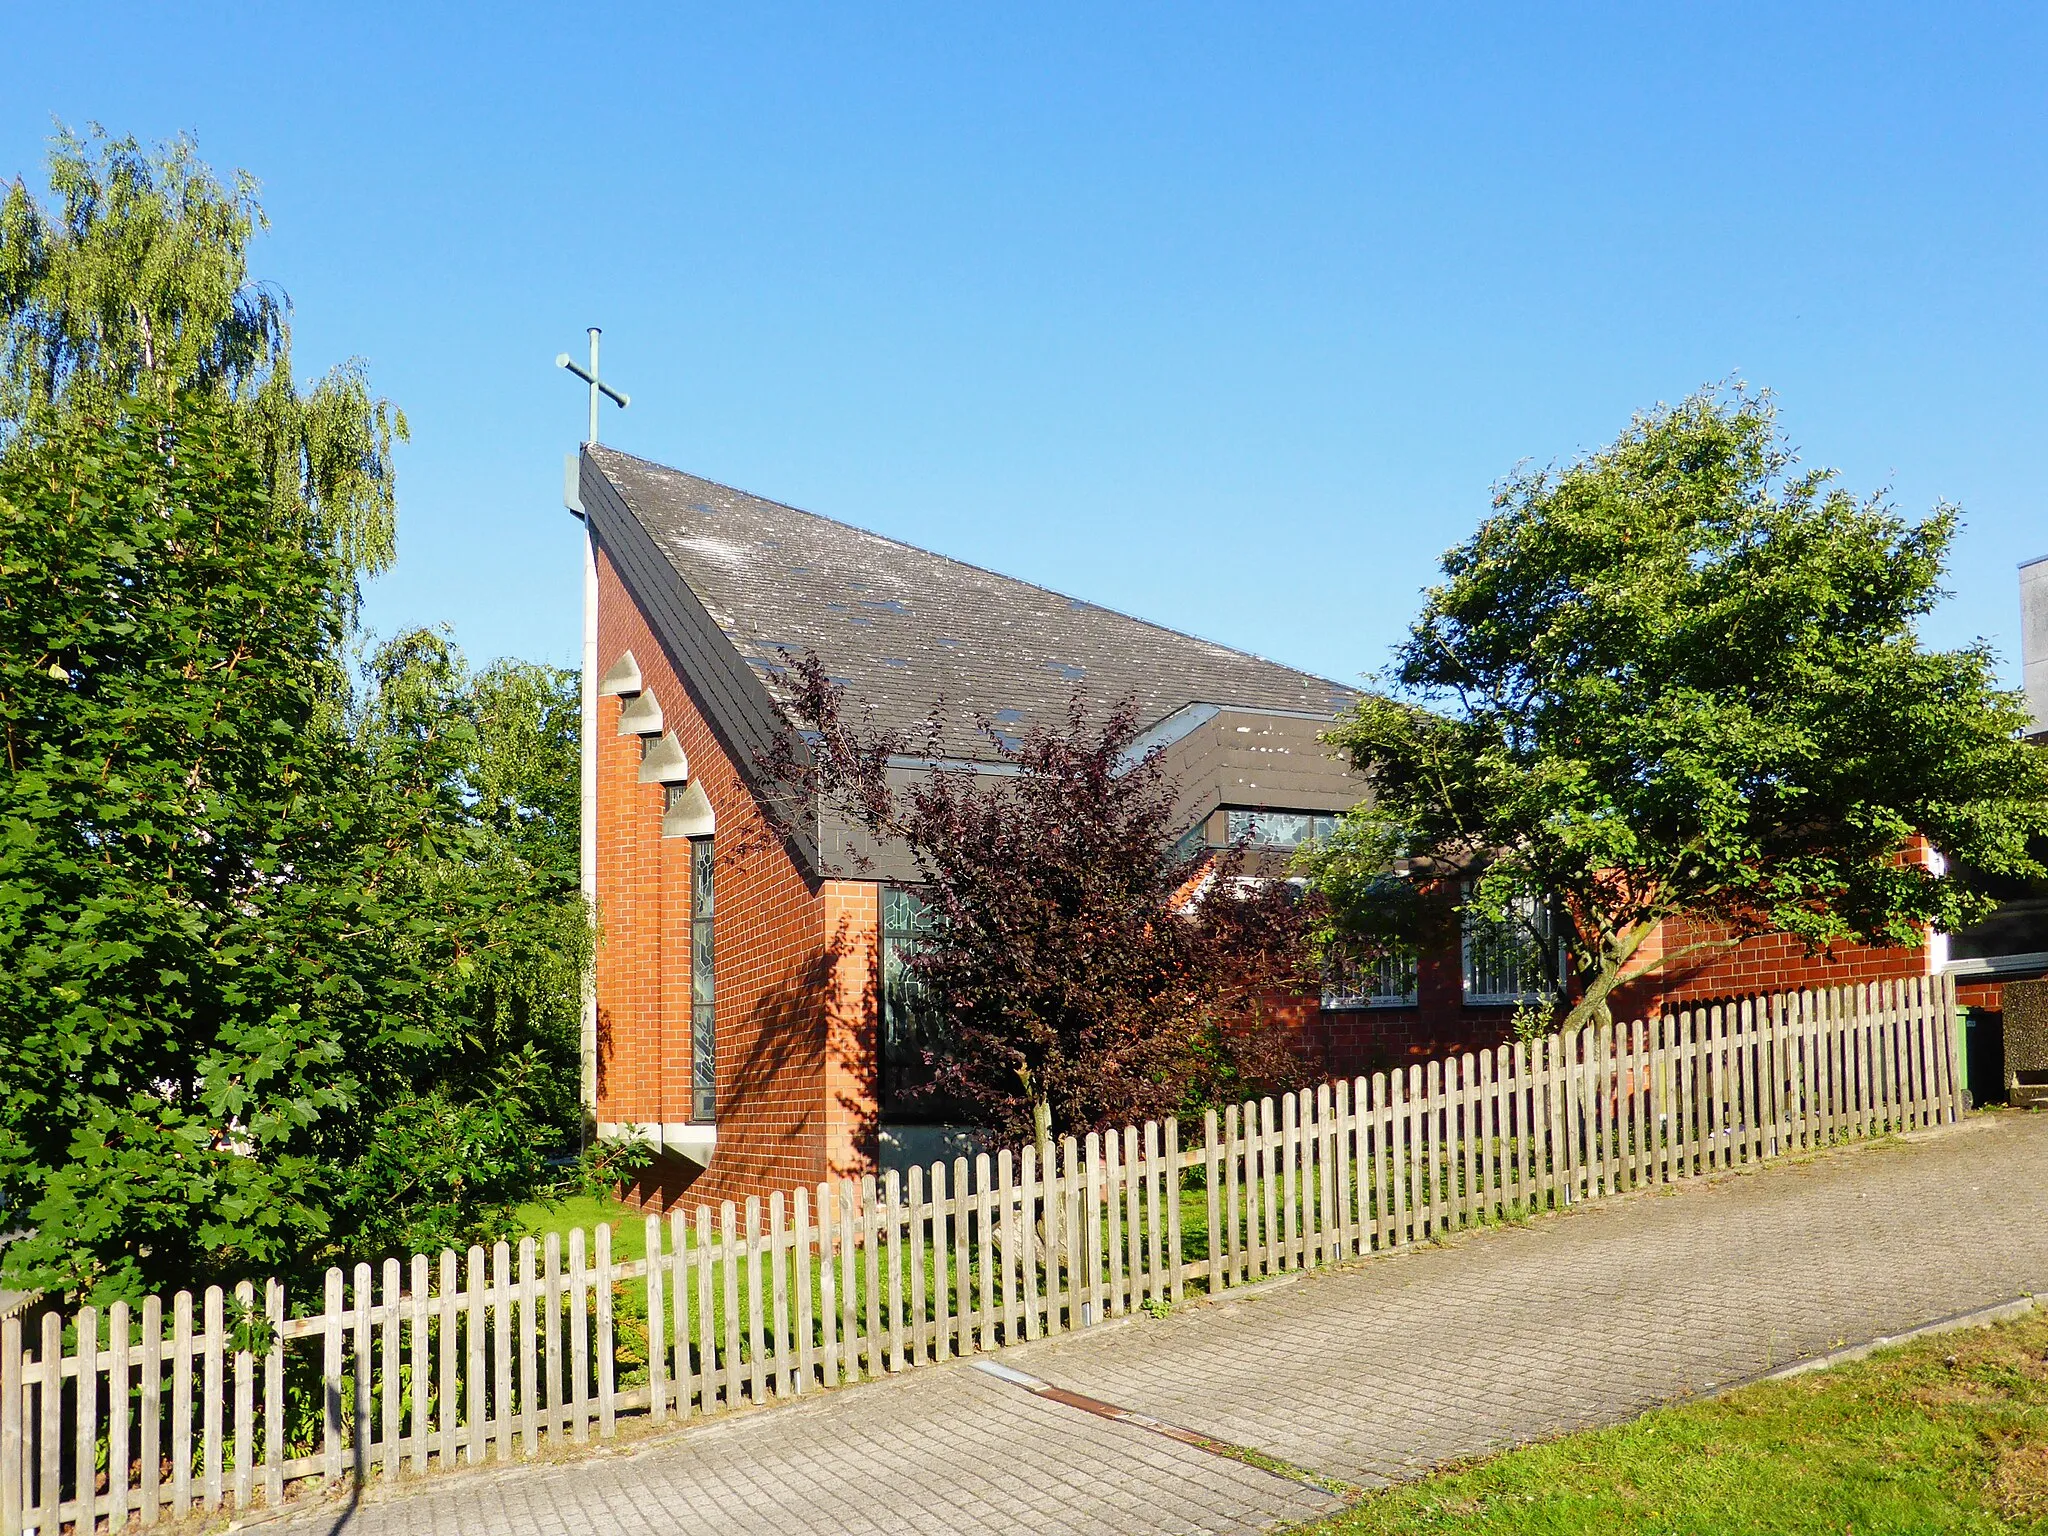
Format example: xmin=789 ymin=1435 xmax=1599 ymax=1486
xmin=0 ymin=400 xmax=589 ymax=1299
xmin=0 ymin=126 xmax=405 ymax=584
xmin=333 ymin=629 xmax=591 ymax=1259
xmin=1303 ymin=388 xmax=2048 ymax=1032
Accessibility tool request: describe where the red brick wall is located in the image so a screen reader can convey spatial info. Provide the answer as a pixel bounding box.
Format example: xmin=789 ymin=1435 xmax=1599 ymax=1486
xmin=592 ymin=549 xmax=880 ymax=1213
xmin=1606 ymin=912 xmax=1933 ymax=1021
xmin=1294 ymin=914 xmax=1940 ymax=1077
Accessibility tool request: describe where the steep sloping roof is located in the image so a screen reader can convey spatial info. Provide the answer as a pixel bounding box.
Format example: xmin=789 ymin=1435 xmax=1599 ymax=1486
xmin=584 ymin=446 xmax=1356 ymax=760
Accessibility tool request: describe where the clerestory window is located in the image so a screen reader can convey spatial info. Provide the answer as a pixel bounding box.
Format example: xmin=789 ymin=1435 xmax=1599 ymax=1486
xmin=1225 ymin=809 xmax=1340 ymax=848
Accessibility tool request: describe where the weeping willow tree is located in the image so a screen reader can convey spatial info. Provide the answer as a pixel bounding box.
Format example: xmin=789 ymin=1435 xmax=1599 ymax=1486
xmin=0 ymin=125 xmax=405 ymax=588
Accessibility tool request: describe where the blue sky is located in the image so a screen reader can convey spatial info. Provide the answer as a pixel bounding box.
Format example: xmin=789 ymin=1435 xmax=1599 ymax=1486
xmin=7 ymin=5 xmax=2044 ymax=687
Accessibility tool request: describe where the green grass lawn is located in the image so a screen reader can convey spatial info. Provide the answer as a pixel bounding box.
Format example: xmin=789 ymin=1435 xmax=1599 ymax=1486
xmin=512 ymin=1191 xmax=646 ymax=1262
xmin=1299 ymin=1309 xmax=2048 ymax=1535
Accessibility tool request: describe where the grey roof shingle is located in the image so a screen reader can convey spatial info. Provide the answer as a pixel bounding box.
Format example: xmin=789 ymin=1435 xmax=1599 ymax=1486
xmin=587 ymin=447 xmax=1357 ymax=757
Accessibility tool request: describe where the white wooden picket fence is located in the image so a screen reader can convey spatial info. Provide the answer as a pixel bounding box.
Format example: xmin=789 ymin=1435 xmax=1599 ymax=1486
xmin=2 ymin=977 xmax=1964 ymax=1534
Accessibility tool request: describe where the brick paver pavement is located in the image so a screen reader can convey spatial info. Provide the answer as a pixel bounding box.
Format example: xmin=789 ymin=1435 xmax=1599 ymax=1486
xmin=259 ymin=1112 xmax=2048 ymax=1536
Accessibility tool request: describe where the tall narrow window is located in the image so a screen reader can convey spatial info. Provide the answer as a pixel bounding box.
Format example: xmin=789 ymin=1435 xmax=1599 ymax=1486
xmin=690 ymin=837 xmax=716 ymax=1122
xmin=881 ymin=886 xmax=942 ymax=1108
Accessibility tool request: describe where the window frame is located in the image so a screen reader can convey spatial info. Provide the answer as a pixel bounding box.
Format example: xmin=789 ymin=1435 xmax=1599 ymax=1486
xmin=1460 ymin=884 xmax=1564 ymax=1007
xmin=1320 ymin=946 xmax=1420 ymax=1011
xmin=689 ymin=835 xmax=716 ymax=1124
xmin=880 ymin=884 xmax=944 ymax=1111
xmin=1221 ymin=807 xmax=1341 ymax=850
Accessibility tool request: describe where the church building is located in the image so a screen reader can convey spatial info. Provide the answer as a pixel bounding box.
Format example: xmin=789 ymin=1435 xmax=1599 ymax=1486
xmin=573 ymin=446 xmax=1370 ymax=1208
xmin=573 ymin=444 xmax=2032 ymax=1212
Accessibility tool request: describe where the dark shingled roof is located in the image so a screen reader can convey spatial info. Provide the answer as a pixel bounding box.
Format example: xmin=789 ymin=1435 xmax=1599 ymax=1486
xmin=586 ymin=446 xmax=1357 ymax=758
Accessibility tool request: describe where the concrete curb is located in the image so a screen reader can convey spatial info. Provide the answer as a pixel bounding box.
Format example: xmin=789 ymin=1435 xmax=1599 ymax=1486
xmin=1711 ymin=1292 xmax=2040 ymax=1397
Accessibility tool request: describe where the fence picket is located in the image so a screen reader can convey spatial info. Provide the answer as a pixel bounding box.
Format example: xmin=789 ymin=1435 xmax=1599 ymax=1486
xmin=75 ymin=1305 xmax=99 ymax=1531
xmin=1017 ymin=1157 xmax=1039 ymax=1337
xmin=905 ymin=1167 xmax=928 ymax=1365
xmin=1876 ymin=979 xmax=1899 ymax=1129
xmin=976 ymin=1152 xmax=998 ymax=1348
xmin=1084 ymin=1133 xmax=1105 ymax=1324
xmin=723 ymin=1202 xmax=745 ymax=1404
xmin=595 ymin=1225 xmax=615 ymax=1437
xmin=1063 ymin=1137 xmax=1084 ymax=1331
xmin=771 ymin=1192 xmax=793 ymax=1398
xmin=464 ymin=1247 xmax=487 ymax=1462
xmin=696 ymin=1208 xmax=720 ymax=1409
xmin=105 ymin=1297 xmax=132 ymax=1527
xmin=1333 ymin=1084 xmax=1357 ymax=1260
xmin=439 ymin=1249 xmax=462 ymax=1461
xmin=567 ymin=1229 xmax=589 ymax=1443
xmin=998 ymin=1152 xmax=1021 ymax=1342
xmin=1016 ymin=1151 xmax=1039 ymax=1341
xmin=741 ymin=1204 xmax=765 ymax=1409
xmin=865 ymin=1175 xmax=887 ymax=1377
xmin=138 ymin=1292 xmax=162 ymax=1525
xmin=834 ymin=1185 xmax=857 ymax=1381
xmin=544 ymin=1232 xmax=568 ymax=1433
xmin=1 ymin=1314 xmax=19 ymax=1536
xmin=381 ymin=1258 xmax=402 ymax=1481
xmin=1219 ymin=1105 xmax=1240 ymax=1283
xmin=875 ymin=1172 xmax=899 ymax=1373
xmin=409 ymin=1256 xmax=429 ymax=1475
xmin=1940 ymin=972 xmax=1965 ymax=1121
xmin=38 ymin=1312 xmax=59 ymax=1536
xmin=518 ymin=1237 xmax=539 ymax=1452
xmin=950 ymin=1163 xmax=974 ymax=1359
xmin=794 ymin=1190 xmax=816 ymax=1393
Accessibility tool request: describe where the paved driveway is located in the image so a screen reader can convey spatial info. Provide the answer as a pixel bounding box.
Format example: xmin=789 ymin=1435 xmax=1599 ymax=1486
xmin=255 ymin=1112 xmax=2048 ymax=1536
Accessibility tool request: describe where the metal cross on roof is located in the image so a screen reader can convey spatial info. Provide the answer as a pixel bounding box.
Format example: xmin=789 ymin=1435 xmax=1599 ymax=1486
xmin=556 ymin=327 xmax=630 ymax=445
